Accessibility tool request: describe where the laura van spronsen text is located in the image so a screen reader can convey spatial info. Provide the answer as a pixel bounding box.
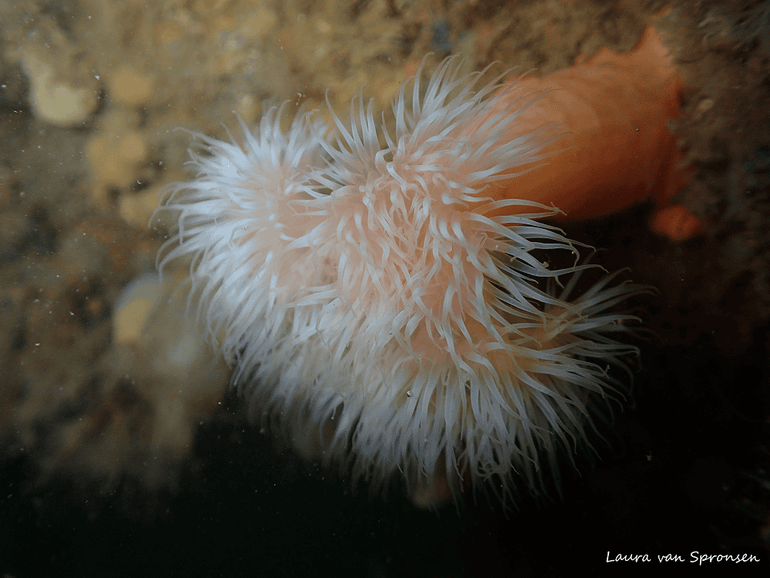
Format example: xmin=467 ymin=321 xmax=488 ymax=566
xmin=606 ymin=552 xmax=761 ymax=565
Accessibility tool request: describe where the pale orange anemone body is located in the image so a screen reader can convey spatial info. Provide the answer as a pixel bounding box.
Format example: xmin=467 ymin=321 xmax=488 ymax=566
xmin=487 ymin=26 xmax=702 ymax=241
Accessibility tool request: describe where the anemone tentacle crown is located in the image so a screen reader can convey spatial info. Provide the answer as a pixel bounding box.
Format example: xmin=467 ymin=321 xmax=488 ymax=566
xmin=158 ymin=57 xmax=642 ymax=506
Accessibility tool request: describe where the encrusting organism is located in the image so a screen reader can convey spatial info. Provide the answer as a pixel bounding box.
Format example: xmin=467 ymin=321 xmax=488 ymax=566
xmin=157 ymin=27 xmax=689 ymax=507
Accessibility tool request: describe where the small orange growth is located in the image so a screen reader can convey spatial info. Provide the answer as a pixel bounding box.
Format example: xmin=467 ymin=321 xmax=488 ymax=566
xmin=649 ymin=203 xmax=704 ymax=241
xmin=487 ymin=26 xmax=701 ymax=241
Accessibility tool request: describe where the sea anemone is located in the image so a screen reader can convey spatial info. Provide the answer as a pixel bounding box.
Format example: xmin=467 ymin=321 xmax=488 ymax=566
xmin=157 ymin=37 xmax=673 ymax=507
